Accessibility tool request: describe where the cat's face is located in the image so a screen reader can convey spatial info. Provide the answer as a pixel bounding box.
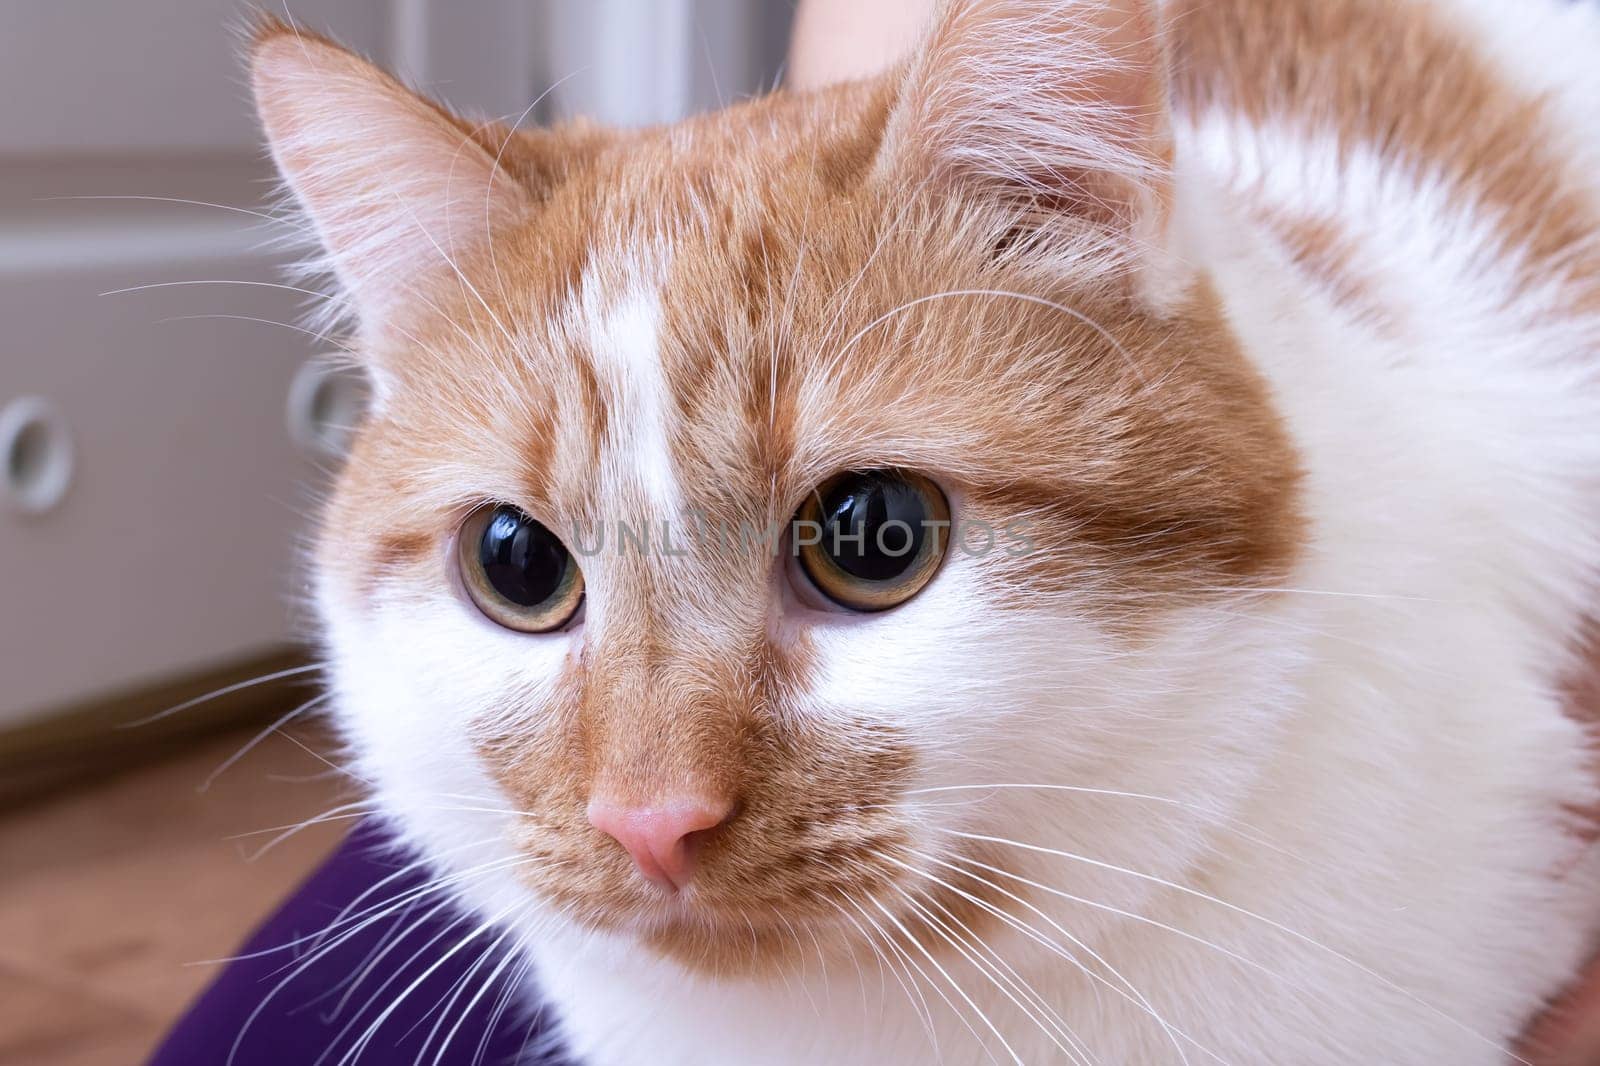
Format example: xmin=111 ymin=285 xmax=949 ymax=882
xmin=257 ymin=1 xmax=1301 ymax=972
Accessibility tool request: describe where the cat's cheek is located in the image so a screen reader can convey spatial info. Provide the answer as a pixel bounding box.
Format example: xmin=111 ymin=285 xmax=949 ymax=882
xmin=799 ymin=555 xmax=993 ymax=725
xmin=317 ymin=569 xmax=573 ymax=833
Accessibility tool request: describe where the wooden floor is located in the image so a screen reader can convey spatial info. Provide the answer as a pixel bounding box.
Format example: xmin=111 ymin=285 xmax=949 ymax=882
xmin=0 ymin=721 xmax=349 ymax=1066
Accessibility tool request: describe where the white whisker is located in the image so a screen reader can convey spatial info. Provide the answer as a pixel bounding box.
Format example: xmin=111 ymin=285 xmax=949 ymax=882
xmin=200 ymin=694 xmax=330 ymax=791
xmin=870 ymin=895 xmax=1024 ymax=1065
xmin=941 ymin=827 xmax=1522 ymax=1060
xmin=121 ymin=662 xmax=324 ymax=728
xmin=895 ymin=884 xmax=1096 ymax=1066
xmin=899 ymin=848 xmax=1214 ymax=1066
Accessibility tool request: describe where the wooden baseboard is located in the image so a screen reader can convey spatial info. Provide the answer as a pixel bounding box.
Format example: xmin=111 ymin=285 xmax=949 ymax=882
xmin=0 ymin=647 xmax=321 ymax=810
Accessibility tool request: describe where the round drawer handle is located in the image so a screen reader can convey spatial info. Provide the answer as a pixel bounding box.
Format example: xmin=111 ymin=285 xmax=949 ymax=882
xmin=0 ymin=396 xmax=75 ymax=516
xmin=287 ymin=356 xmax=368 ymax=461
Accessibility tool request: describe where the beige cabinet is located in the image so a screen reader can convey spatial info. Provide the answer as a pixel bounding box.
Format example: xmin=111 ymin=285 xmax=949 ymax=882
xmin=0 ymin=0 xmax=788 ymax=728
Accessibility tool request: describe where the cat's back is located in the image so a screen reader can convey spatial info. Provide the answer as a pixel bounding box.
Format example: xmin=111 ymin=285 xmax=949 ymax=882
xmin=1169 ymin=0 xmax=1600 ymax=140
xmin=1169 ymin=0 xmax=1600 ymax=338
xmin=1442 ymin=0 xmax=1600 ymax=164
xmin=1169 ymin=0 xmax=1600 ymax=181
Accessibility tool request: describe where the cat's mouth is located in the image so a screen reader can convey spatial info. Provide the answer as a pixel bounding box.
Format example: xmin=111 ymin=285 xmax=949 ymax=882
xmin=581 ymin=882 xmax=908 ymax=973
xmin=515 ymin=826 xmax=1016 ymax=975
xmin=485 ymin=724 xmax=927 ymax=973
xmin=525 ymin=879 xmax=877 ymax=973
xmin=510 ymin=816 xmax=924 ymax=970
xmin=536 ymin=853 xmax=904 ymax=932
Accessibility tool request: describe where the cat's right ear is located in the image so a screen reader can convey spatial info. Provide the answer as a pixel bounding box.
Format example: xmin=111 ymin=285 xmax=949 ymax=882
xmin=248 ymin=18 xmax=530 ymax=334
xmin=876 ymin=0 xmax=1183 ymax=306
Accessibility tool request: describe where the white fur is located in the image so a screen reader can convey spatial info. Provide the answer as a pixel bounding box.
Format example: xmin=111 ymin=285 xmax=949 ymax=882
xmin=1438 ymin=0 xmax=1600 ymax=183
xmin=512 ymin=164 xmax=1600 ymax=1063
xmin=306 ymin=2 xmax=1600 ymax=1063
xmin=573 ymin=251 xmax=683 ymax=522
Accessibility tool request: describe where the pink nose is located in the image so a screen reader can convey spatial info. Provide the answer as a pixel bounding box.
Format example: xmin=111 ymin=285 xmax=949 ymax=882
xmin=586 ymin=797 xmax=734 ymax=892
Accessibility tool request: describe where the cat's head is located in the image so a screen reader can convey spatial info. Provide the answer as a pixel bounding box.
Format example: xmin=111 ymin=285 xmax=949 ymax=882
xmin=254 ymin=0 xmax=1302 ymax=972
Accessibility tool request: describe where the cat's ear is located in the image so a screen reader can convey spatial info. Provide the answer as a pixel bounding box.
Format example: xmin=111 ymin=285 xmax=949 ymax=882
xmin=249 ymin=19 xmax=530 ymax=330
xmin=879 ymin=0 xmax=1180 ymax=302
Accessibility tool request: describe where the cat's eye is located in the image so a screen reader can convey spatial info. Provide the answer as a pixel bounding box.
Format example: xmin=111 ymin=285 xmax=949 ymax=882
xmin=457 ymin=503 xmax=584 ymax=632
xmin=794 ymin=470 xmax=950 ymax=612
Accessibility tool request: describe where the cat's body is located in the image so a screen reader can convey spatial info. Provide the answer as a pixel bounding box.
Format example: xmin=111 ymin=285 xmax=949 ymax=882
xmin=252 ymin=0 xmax=1600 ymax=1063
xmin=514 ymin=4 xmax=1600 ymax=1063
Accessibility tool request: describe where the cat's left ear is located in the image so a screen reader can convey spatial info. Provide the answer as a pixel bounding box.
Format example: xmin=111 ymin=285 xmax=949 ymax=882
xmin=249 ymin=19 xmax=531 ymax=333
xmin=879 ymin=0 xmax=1182 ymax=305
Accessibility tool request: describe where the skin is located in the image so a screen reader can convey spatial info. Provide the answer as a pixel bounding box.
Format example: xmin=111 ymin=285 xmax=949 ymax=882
xmin=787 ymin=1 xmax=1600 ymax=1063
xmin=787 ymin=0 xmax=933 ymax=92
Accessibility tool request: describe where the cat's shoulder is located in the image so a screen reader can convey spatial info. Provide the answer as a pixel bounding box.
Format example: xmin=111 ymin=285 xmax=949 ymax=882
xmin=1438 ymin=0 xmax=1600 ymax=167
xmin=1167 ymin=0 xmax=1599 ymax=146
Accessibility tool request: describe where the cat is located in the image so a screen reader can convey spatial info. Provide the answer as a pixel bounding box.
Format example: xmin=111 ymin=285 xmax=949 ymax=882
xmin=250 ymin=0 xmax=1600 ymax=1062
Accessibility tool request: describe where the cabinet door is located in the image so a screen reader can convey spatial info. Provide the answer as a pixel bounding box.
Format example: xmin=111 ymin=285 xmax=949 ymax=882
xmin=0 ymin=0 xmax=792 ymax=728
xmin=0 ymin=0 xmax=390 ymax=727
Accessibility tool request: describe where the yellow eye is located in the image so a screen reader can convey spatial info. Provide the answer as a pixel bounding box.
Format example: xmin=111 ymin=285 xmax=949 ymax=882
xmin=457 ymin=503 xmax=584 ymax=632
xmin=794 ymin=470 xmax=950 ymax=612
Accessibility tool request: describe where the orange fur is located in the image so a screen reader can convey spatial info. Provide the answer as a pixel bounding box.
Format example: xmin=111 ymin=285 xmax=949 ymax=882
xmin=1172 ymin=0 xmax=1600 ymax=832
xmin=1172 ymin=0 xmax=1600 ymax=312
xmin=268 ymin=7 xmax=1303 ymax=973
xmin=258 ymin=0 xmax=1599 ymax=1002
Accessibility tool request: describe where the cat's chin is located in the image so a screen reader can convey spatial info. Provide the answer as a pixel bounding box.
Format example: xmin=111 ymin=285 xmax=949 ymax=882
xmin=542 ymin=890 xmax=857 ymax=975
xmin=621 ymin=883 xmax=1013 ymax=978
xmin=636 ymin=909 xmax=843 ymax=975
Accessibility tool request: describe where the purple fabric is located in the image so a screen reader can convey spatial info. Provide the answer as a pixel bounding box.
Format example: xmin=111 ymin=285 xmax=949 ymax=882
xmin=149 ymin=819 xmax=569 ymax=1066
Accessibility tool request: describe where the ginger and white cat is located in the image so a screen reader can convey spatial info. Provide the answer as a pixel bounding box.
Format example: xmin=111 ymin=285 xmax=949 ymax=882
xmin=251 ymin=0 xmax=1600 ymax=1062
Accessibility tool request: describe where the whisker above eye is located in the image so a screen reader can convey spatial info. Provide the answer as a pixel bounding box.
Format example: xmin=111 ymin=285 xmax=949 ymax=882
xmin=828 ymin=288 xmax=1150 ymax=388
xmin=100 ymin=277 xmax=343 ymax=300
xmin=1190 ymin=584 xmax=1458 ymax=605
xmin=42 ymin=193 xmax=310 ymax=229
xmin=481 ymin=68 xmax=587 ymax=313
xmin=155 ymin=312 xmax=341 ymax=343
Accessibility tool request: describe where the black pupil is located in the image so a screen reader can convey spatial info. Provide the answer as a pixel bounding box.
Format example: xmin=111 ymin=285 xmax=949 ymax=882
xmin=478 ymin=506 xmax=569 ymax=607
xmin=814 ymin=473 xmax=930 ymax=582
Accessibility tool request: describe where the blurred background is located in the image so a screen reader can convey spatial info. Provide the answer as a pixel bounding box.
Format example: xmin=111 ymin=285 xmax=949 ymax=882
xmin=0 ymin=3 xmax=792 ymax=1061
